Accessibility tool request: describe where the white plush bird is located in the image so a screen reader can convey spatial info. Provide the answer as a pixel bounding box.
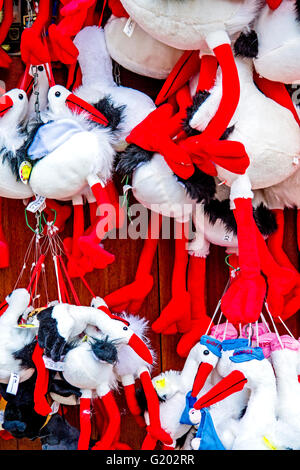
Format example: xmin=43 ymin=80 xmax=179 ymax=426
xmin=37 ymin=298 xmax=153 ymax=450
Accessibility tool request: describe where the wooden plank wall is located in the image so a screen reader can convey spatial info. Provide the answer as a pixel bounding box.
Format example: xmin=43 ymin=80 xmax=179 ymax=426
xmin=0 ymin=52 xmax=299 ymax=451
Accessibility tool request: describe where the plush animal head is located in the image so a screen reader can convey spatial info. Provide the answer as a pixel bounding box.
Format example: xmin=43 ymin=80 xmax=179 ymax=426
xmin=0 ymin=89 xmax=28 ymax=128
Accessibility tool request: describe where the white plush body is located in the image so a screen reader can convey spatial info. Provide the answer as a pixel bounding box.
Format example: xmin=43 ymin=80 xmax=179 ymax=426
xmin=104 ymin=15 xmax=184 ymax=79
xmin=226 ymin=358 xmax=278 ymax=450
xmin=114 ymin=313 xmax=154 ymax=381
xmin=191 ymin=57 xmax=300 ymax=190
xmin=254 ymin=1 xmax=300 ymax=84
xmin=73 ymin=26 xmax=156 ymax=151
xmin=0 ymin=289 xmax=36 ymax=383
xmin=120 ymin=0 xmax=261 ymax=50
xmin=0 ymin=89 xmax=33 ymax=199
xmin=269 ymin=347 xmax=300 ymax=449
xmin=132 ymin=154 xmax=196 ymax=221
xmin=149 ymin=342 xmax=220 ymax=445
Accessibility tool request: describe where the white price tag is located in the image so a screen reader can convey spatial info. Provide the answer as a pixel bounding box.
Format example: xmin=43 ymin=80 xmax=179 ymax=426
xmin=50 ymin=401 xmax=60 ymax=415
xmin=26 ymin=195 xmax=46 ymax=213
xmin=123 ymin=17 xmax=136 ymax=37
xmin=43 ymin=355 xmax=64 ymax=372
xmin=6 ymin=373 xmax=20 ymax=395
xmin=223 ymin=232 xmax=233 ymax=243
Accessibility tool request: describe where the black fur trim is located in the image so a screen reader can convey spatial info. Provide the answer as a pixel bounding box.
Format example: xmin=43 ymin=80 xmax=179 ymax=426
xmin=115 ymin=144 xmax=153 ymax=178
xmin=183 ymin=90 xmax=210 ymax=135
xmin=91 ymin=336 xmax=118 ymax=364
xmin=13 ymin=339 xmax=37 ymax=369
xmin=204 ymin=199 xmax=277 ymax=236
xmin=3 ymin=121 xmax=47 ymax=179
xmin=234 ymin=30 xmax=259 ymax=58
xmin=296 ymin=0 xmax=300 ymax=22
xmin=37 ymin=306 xmax=67 ymax=362
xmin=253 ymin=203 xmax=278 ymax=236
xmin=176 ymin=166 xmax=216 ymax=203
xmin=49 ymin=377 xmax=82 ymax=398
xmin=92 ymin=95 xmax=125 ymax=132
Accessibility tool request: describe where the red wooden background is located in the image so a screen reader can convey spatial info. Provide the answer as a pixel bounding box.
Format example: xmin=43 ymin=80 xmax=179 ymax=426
xmin=0 ymin=54 xmax=299 ymax=451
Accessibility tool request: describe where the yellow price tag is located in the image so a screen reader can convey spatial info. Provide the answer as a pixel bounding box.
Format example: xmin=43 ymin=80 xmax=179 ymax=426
xmin=155 ymin=378 xmax=166 ymax=390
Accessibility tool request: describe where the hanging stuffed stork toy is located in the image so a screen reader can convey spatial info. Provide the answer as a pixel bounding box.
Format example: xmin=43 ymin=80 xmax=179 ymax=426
xmin=36 ymin=300 xmax=153 ymax=450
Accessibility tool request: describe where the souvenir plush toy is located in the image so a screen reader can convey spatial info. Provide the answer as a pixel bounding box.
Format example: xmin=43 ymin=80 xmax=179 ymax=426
xmin=104 ymin=5 xmax=184 ymax=79
xmin=36 ymin=299 xmax=153 ymax=450
xmin=143 ymin=335 xmax=222 ymax=450
xmin=111 ymin=311 xmax=172 ymax=446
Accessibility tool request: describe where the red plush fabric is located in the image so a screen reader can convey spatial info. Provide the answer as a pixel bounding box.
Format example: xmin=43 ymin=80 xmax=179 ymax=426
xmin=20 ymin=0 xmax=51 ymax=65
xmin=32 ymin=343 xmax=52 ymax=416
xmin=221 ymin=198 xmax=266 ymax=324
xmin=266 ymin=0 xmax=283 ymax=9
xmin=0 ymin=0 xmax=13 ymax=68
xmin=267 ymin=210 xmax=296 ymax=270
xmin=108 ymin=0 xmax=129 ymax=18
xmin=124 ymin=382 xmax=143 ymax=417
xmin=196 ymin=54 xmax=218 ymax=92
xmin=77 ymin=397 xmax=91 ymax=450
xmin=140 ymin=371 xmax=172 ymax=446
xmin=104 ymin=215 xmax=162 ymax=313
xmin=92 ymin=391 xmax=121 ymax=450
xmin=0 ymin=198 xmax=9 ymax=268
xmin=155 ymin=50 xmax=201 ymax=105
xmin=152 ymin=222 xmax=191 ymax=335
xmin=177 ymin=256 xmax=213 ymax=358
xmin=254 ymin=73 xmax=300 ymax=127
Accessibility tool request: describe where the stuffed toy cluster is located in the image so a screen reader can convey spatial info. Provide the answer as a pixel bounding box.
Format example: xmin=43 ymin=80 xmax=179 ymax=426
xmin=0 ymin=0 xmax=300 ymax=451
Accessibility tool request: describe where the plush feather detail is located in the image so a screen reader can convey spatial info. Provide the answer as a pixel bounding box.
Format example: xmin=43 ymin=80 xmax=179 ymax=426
xmin=234 ymin=30 xmax=259 ymax=58
xmin=92 ymin=96 xmax=125 ymax=132
xmin=114 ymin=313 xmax=156 ymax=378
xmin=115 ymin=144 xmax=153 ymax=177
xmin=13 ymin=340 xmax=37 ymax=369
xmin=176 ymin=167 xmax=216 ymax=203
xmin=295 ymin=0 xmax=300 ymax=22
xmin=90 ymin=336 xmax=118 ymax=365
xmin=204 ymin=199 xmax=277 ymax=236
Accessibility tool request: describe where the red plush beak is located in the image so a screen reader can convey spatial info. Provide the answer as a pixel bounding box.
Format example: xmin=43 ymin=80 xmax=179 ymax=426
xmin=65 ymin=93 xmax=109 ymax=127
xmin=191 ymin=362 xmax=214 ymax=398
xmin=266 ymin=0 xmax=282 ymax=9
xmin=194 ymin=370 xmax=247 ymax=409
xmin=0 ymin=95 xmax=13 ymax=117
xmin=128 ymin=333 xmax=153 ymax=365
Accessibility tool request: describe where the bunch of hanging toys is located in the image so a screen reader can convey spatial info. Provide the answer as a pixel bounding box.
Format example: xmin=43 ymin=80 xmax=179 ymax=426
xmin=0 ymin=0 xmax=299 ymax=451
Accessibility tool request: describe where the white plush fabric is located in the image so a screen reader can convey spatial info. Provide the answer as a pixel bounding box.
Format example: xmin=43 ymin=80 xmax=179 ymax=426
xmin=104 ymin=15 xmax=184 ymax=79
xmin=120 ymin=0 xmax=261 ymax=50
xmin=254 ymin=1 xmax=300 ymax=84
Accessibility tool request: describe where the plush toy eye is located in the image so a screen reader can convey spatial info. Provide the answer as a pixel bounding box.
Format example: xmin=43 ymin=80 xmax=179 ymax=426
xmin=38 ymin=65 xmax=44 ymax=72
xmin=55 ymin=91 xmax=61 ymax=97
xmin=123 ymin=326 xmax=128 ymax=331
xmin=18 ymin=94 xmax=24 ymax=100
xmin=203 ymin=349 xmax=210 ymax=355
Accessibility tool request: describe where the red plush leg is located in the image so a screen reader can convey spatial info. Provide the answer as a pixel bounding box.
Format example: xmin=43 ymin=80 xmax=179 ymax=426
xmin=199 ymin=40 xmax=240 ymax=140
xmin=221 ymin=197 xmax=266 ymax=325
xmin=104 ymin=215 xmax=162 ymax=313
xmin=176 ymin=255 xmax=212 ymax=357
xmin=255 ymin=225 xmax=298 ymax=319
xmin=0 ymin=0 xmax=13 ymax=68
xmin=0 ymin=198 xmax=9 ymax=268
xmin=92 ymin=391 xmax=121 ymax=450
xmin=44 ymin=200 xmax=72 ymax=232
xmin=152 ymin=222 xmax=191 ymax=334
xmin=77 ymin=396 xmax=92 ymax=450
xmin=196 ymin=54 xmax=218 ymax=92
xmin=78 ymin=180 xmax=115 ymax=269
xmin=32 ymin=343 xmax=52 ymax=416
xmin=267 ymin=209 xmax=296 ymax=270
xmin=139 ymin=370 xmax=172 ymax=445
xmin=141 ymin=433 xmax=158 ymax=451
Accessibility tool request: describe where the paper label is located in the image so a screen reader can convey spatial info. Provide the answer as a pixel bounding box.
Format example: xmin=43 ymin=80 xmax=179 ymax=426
xmin=6 ymin=373 xmax=20 ymax=395
xmin=50 ymin=401 xmax=60 ymax=415
xmin=26 ymin=195 xmax=46 ymax=213
xmin=223 ymin=232 xmax=233 ymax=243
xmin=43 ymin=356 xmax=64 ymax=372
xmin=123 ymin=17 xmax=136 ymax=37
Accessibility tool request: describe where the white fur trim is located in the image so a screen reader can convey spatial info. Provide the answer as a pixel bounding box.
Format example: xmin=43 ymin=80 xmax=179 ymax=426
xmin=122 ymin=374 xmax=135 ymax=386
xmin=230 ymin=175 xmax=253 ymax=205
xmin=205 ymin=30 xmax=231 ymax=50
